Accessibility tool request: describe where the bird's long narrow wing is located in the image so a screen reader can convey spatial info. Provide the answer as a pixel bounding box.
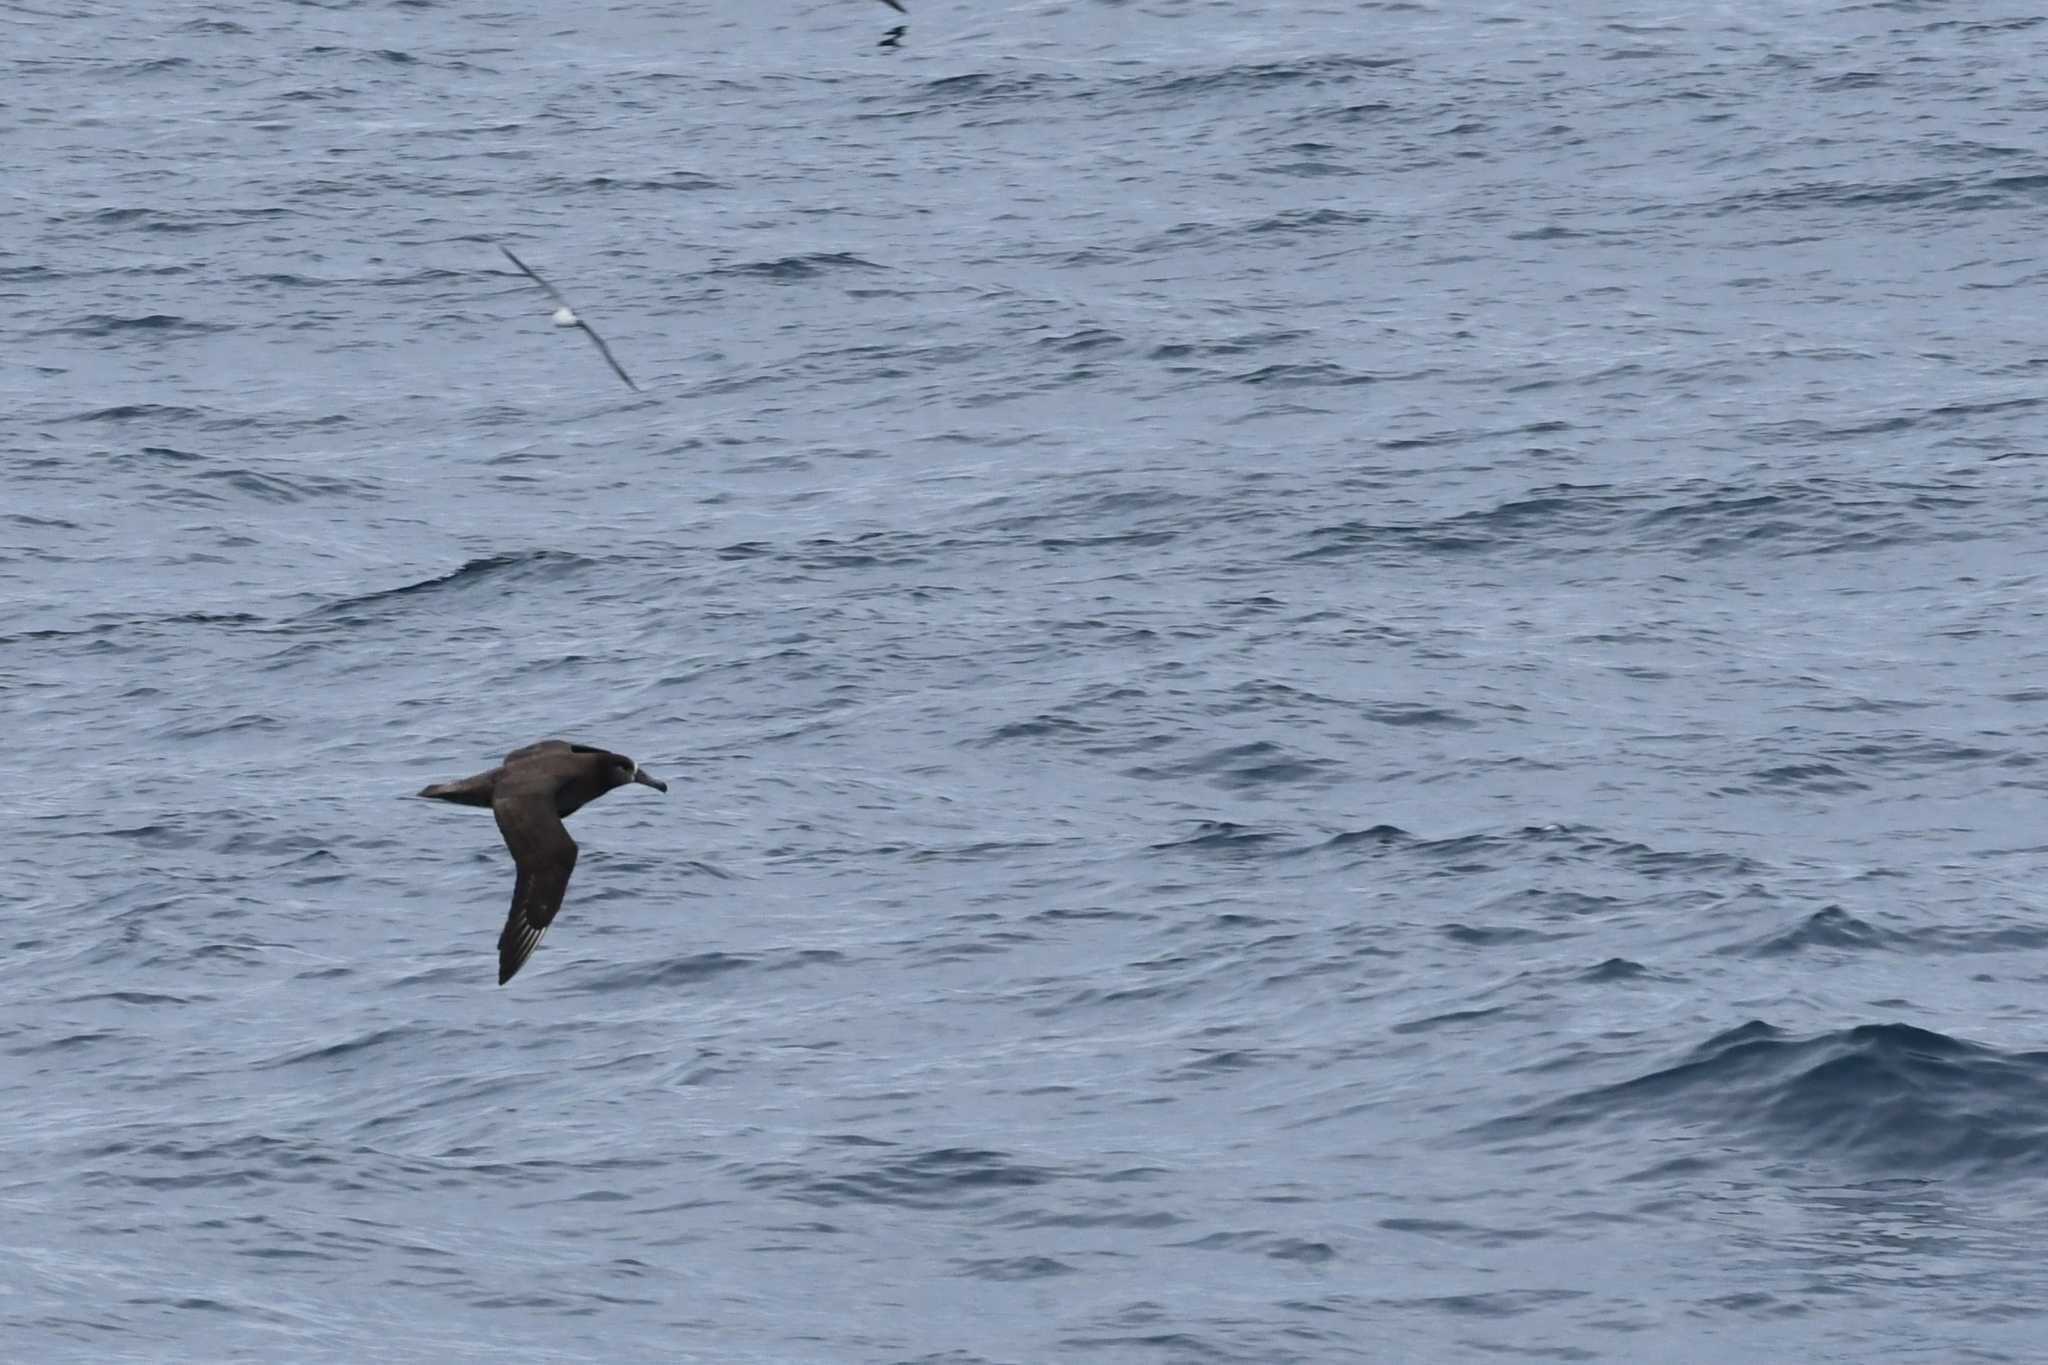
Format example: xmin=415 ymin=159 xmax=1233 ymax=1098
xmin=492 ymin=794 xmax=580 ymax=985
xmin=503 ymin=738 xmax=574 ymax=765
xmin=576 ymin=321 xmax=639 ymax=392
xmin=498 ymin=244 xmax=571 ymax=309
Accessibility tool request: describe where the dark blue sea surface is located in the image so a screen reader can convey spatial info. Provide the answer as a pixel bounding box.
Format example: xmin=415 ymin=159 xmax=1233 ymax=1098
xmin=9 ymin=0 xmax=2048 ymax=1360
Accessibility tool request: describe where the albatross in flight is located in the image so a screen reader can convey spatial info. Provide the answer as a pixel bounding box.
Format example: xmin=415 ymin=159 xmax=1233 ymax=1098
xmin=419 ymin=740 xmax=668 ymax=984
xmin=498 ymin=244 xmax=640 ymax=392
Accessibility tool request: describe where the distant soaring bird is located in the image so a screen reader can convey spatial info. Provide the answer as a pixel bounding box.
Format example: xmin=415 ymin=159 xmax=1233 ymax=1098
xmin=498 ymin=244 xmax=640 ymax=392
xmin=419 ymin=740 xmax=668 ymax=984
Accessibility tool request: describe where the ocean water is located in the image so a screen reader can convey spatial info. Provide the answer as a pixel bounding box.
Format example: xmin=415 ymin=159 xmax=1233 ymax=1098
xmin=8 ymin=0 xmax=2048 ymax=1360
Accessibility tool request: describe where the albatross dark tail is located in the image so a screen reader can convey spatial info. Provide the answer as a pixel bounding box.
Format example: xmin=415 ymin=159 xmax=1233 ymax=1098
xmin=418 ymin=771 xmax=500 ymax=807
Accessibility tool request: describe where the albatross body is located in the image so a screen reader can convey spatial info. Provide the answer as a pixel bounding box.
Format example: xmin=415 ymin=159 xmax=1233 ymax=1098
xmin=419 ymin=739 xmax=667 ymax=984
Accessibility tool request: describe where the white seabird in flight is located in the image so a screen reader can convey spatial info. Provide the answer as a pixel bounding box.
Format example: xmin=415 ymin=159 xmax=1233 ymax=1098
xmin=498 ymin=243 xmax=640 ymax=393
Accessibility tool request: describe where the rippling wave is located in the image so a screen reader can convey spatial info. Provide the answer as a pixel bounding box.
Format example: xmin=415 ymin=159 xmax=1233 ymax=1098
xmin=9 ymin=0 xmax=2048 ymax=1361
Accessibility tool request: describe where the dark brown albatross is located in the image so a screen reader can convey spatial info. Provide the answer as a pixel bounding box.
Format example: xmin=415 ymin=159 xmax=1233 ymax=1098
xmin=418 ymin=740 xmax=667 ymax=984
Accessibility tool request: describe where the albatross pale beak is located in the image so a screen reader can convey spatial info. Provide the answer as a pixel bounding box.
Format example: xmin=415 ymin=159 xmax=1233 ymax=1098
xmin=631 ymin=768 xmax=668 ymax=793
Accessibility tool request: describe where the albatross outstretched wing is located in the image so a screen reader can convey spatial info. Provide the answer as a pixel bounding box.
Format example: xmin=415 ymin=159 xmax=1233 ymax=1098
xmin=573 ymin=319 xmax=639 ymax=392
xmin=492 ymin=793 xmax=579 ymax=985
xmin=503 ymin=738 xmax=574 ymax=765
xmin=498 ymin=244 xmax=572 ymax=309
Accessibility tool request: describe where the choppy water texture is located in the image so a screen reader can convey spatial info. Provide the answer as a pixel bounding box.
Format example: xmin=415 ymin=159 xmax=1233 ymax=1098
xmin=9 ymin=0 xmax=2048 ymax=1360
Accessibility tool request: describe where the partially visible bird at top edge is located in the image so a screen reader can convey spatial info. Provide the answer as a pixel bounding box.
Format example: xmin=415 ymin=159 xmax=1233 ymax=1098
xmin=878 ymin=0 xmax=906 ymax=12
xmin=879 ymin=23 xmax=906 ymax=47
xmin=497 ymin=243 xmax=640 ymax=393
